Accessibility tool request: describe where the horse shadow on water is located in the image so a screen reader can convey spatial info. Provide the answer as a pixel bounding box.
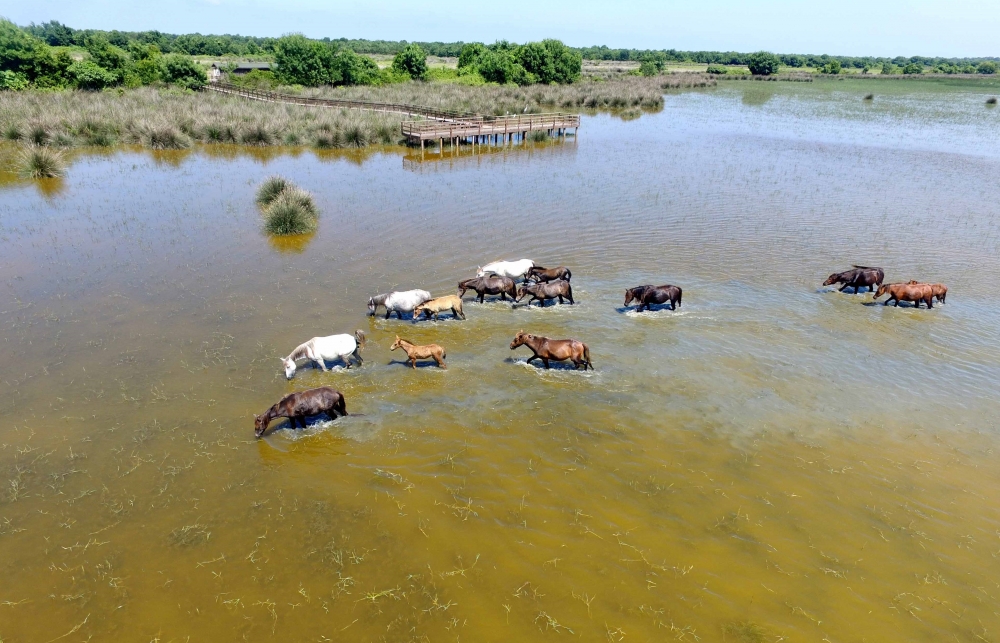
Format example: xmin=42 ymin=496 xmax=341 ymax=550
xmin=504 ymin=357 xmax=586 ymax=371
xmin=617 ymin=303 xmax=679 ymax=315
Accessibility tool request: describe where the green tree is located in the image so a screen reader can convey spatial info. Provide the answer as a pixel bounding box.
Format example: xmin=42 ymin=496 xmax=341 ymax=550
xmin=458 ymin=42 xmax=485 ymax=69
xmin=391 ymin=43 xmax=428 ymax=80
xmin=274 ymin=34 xmax=334 ymax=86
xmin=977 ymin=61 xmax=998 ymax=75
xmin=747 ymin=51 xmax=781 ymax=75
xmin=334 ymin=48 xmax=381 ymax=85
xmin=902 ymin=62 xmax=922 ymax=75
xmin=161 ymin=54 xmax=207 ymax=89
xmin=477 ymin=48 xmax=529 ymax=85
xmin=0 ymin=69 xmax=29 ymax=89
xmin=0 ymin=18 xmax=70 ymax=88
xmin=706 ymin=64 xmax=727 ymax=74
xmin=68 ymin=60 xmax=117 ymax=89
xmin=85 ymin=34 xmax=132 ymax=83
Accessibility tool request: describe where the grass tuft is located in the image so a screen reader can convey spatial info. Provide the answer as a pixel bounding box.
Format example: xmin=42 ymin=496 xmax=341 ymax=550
xmin=864 ymin=93 xmax=875 ymax=100
xmin=529 ymin=129 xmax=549 ymax=142
xmin=145 ymin=127 xmax=190 ymax=149
xmin=343 ymin=125 xmax=368 ymax=148
xmin=3 ymin=123 xmax=23 ymax=141
xmin=255 ymin=175 xmax=290 ymax=208
xmin=17 ymin=145 xmax=65 ymax=178
xmin=29 ymin=125 xmax=49 ymax=146
xmin=255 ymin=176 xmax=318 ymax=236
xmin=987 ymin=97 xmax=998 ymax=105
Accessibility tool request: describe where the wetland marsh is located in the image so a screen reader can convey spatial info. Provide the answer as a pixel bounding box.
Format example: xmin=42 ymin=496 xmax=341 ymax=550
xmin=2 ymin=79 xmax=1000 ymax=642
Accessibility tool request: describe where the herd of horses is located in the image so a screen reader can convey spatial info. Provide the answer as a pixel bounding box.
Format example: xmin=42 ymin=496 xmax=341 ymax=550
xmin=255 ymin=261 xmax=948 ymax=437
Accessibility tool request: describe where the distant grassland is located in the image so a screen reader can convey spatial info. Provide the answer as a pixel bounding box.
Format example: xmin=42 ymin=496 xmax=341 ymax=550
xmin=0 ymin=75 xmax=715 ymax=151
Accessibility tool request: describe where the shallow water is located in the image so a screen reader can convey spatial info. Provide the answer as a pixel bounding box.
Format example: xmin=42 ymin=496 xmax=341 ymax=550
xmin=2 ymin=79 xmax=1000 ymax=642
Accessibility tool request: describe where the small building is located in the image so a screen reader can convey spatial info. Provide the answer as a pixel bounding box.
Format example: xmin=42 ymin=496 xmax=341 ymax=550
xmin=209 ymin=62 xmax=272 ymax=83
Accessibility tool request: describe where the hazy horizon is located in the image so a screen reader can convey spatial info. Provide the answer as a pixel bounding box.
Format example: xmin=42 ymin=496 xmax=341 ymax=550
xmin=6 ymin=0 xmax=999 ymax=59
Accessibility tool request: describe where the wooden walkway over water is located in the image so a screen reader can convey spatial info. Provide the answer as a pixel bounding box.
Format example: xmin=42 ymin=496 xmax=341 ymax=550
xmin=205 ymin=82 xmax=580 ymax=148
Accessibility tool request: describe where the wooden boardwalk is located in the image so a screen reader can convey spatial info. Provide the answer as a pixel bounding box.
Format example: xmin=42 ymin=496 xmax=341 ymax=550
xmin=205 ymin=82 xmax=580 ymax=148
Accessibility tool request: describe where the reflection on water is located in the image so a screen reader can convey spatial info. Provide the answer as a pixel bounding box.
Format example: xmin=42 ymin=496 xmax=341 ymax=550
xmin=266 ymin=232 xmax=316 ymax=254
xmin=2 ymin=79 xmax=1000 ymax=642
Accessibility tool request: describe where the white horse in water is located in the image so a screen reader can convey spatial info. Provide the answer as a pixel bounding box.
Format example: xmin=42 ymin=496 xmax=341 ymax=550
xmin=367 ymin=290 xmax=432 ymax=319
xmin=281 ymin=330 xmax=366 ymax=379
xmin=477 ymin=259 xmax=534 ymax=281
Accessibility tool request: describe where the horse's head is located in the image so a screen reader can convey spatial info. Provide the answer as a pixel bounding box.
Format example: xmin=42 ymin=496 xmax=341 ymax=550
xmin=510 ymin=330 xmax=531 ymax=350
xmin=624 ymin=288 xmax=637 ymax=306
xmin=475 ymin=265 xmax=485 ymax=278
xmin=367 ymin=297 xmax=377 ymax=316
xmin=823 ymin=272 xmax=844 ymax=287
xmin=254 ymin=413 xmax=270 ymax=438
xmin=874 ymin=284 xmax=889 ymax=299
xmin=515 ymin=284 xmax=532 ymax=300
xmin=413 ymin=303 xmax=427 ymax=317
xmin=280 ymin=357 xmax=296 ymax=380
xmin=389 ymin=336 xmax=402 ymax=351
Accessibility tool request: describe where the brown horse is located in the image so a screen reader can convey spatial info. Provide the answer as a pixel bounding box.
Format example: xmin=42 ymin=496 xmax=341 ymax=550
xmin=413 ymin=295 xmax=465 ymax=320
xmin=907 ymin=281 xmax=948 ymax=303
xmin=527 ymin=265 xmax=572 ymax=283
xmin=458 ymin=275 xmax=517 ymax=302
xmin=254 ymin=387 xmax=347 ymax=437
xmin=390 ymin=336 xmax=447 ymax=369
xmin=624 ymin=284 xmax=682 ymax=311
xmin=509 ymin=330 xmax=592 ymax=370
xmin=516 ymin=281 xmax=574 ymax=307
xmin=823 ymin=266 xmax=884 ymax=293
xmin=874 ymin=283 xmax=935 ymax=308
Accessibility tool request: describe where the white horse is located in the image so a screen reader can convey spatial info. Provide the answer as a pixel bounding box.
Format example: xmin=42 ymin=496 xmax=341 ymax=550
xmin=477 ymin=259 xmax=534 ymax=281
xmin=281 ymin=330 xmax=366 ymax=379
xmin=367 ymin=290 xmax=432 ymax=319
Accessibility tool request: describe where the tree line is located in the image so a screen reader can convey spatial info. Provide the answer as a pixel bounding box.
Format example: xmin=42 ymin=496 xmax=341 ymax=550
xmin=22 ymin=20 xmax=998 ymax=72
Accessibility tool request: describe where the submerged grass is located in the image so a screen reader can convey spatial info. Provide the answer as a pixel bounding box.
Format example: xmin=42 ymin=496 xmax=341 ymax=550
xmin=16 ymin=145 xmax=65 ymax=178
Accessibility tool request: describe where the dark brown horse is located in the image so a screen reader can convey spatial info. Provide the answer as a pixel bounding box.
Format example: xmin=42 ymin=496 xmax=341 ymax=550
xmin=515 ymin=280 xmax=574 ymax=307
xmin=624 ymin=284 xmax=682 ymax=311
xmin=510 ymin=331 xmax=592 ymax=370
xmin=527 ymin=265 xmax=572 ymax=283
xmin=874 ymin=283 xmax=935 ymax=308
xmin=254 ymin=387 xmax=347 ymax=437
xmin=458 ymin=275 xmax=517 ymax=302
xmin=823 ymin=266 xmax=884 ymax=293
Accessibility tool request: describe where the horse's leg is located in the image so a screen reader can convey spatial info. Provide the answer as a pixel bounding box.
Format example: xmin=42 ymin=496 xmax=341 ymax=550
xmin=385 ymin=309 xmax=391 ymax=319
xmin=435 ymin=354 xmax=446 ymax=369
xmin=543 ymin=358 xmax=550 ymax=369
xmin=839 ymin=283 xmax=848 ymax=292
xmin=353 ymin=348 xmax=363 ymax=366
xmin=410 ymin=357 xmax=416 ymax=369
xmin=525 ymin=354 xmax=538 ymax=364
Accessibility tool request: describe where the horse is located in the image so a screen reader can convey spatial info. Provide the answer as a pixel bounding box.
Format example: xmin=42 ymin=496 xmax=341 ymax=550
xmin=368 ymin=290 xmax=432 ymax=319
xmin=476 ymin=259 xmax=534 ymax=282
xmin=458 ymin=275 xmax=517 ymax=302
xmin=413 ymin=295 xmax=465 ymax=321
xmin=823 ymin=266 xmax=885 ymax=293
xmin=254 ymin=387 xmax=347 ymax=437
xmin=515 ymin=281 xmax=574 ymax=307
xmin=908 ymin=280 xmax=948 ymax=303
xmin=624 ymin=284 xmax=682 ymax=312
xmin=509 ymin=330 xmax=592 ymax=370
xmin=389 ymin=336 xmax=447 ymax=369
xmin=281 ymin=331 xmax=366 ymax=379
xmin=874 ymin=283 xmax=935 ymax=308
xmin=527 ymin=265 xmax=572 ymax=283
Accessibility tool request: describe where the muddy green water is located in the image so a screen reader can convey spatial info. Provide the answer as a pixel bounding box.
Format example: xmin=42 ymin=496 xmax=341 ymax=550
xmin=2 ymin=79 xmax=1000 ymax=642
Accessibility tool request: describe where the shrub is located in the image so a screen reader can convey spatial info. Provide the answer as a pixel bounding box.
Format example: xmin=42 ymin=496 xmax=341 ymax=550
xmin=0 ymin=69 xmax=29 ymax=90
xmin=747 ymin=51 xmax=781 ymax=76
xmin=881 ymin=62 xmax=898 ymax=75
xmin=478 ymin=48 xmax=530 ymax=85
xmin=518 ymin=40 xmax=581 ymax=84
xmin=255 ymin=175 xmax=291 ymax=208
xmin=978 ymin=61 xmax=998 ymax=75
xmin=68 ymin=60 xmax=117 ymax=90
xmin=821 ymin=60 xmax=842 ymax=74
xmin=335 ymin=49 xmax=381 ymax=86
xmin=161 ymin=54 xmax=207 ymax=89
xmin=706 ymin=64 xmax=728 ymax=75
xmin=17 ymin=145 xmax=65 ymax=178
xmin=274 ymin=34 xmax=336 ymax=86
xmin=902 ymin=63 xmax=923 ymax=75
xmin=392 ymin=44 xmax=428 ymax=80
xmin=458 ymin=43 xmax=486 ymax=69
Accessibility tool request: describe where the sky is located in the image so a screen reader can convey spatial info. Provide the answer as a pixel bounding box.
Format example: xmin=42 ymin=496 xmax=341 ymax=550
xmin=4 ymin=0 xmax=999 ymax=58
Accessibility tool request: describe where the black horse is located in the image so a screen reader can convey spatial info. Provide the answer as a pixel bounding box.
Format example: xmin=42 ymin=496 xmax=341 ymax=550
xmin=624 ymin=284 xmax=682 ymax=311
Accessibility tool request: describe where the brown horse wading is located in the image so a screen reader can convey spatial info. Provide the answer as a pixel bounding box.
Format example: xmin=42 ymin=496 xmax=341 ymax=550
xmin=516 ymin=281 xmax=574 ymax=307
xmin=413 ymin=295 xmax=465 ymax=320
xmin=510 ymin=330 xmax=592 ymax=370
xmin=254 ymin=387 xmax=347 ymax=438
xmin=527 ymin=265 xmax=572 ymax=283
xmin=390 ymin=336 xmax=447 ymax=368
xmin=823 ymin=266 xmax=885 ymax=293
xmin=624 ymin=284 xmax=682 ymax=311
xmin=874 ymin=283 xmax=935 ymax=308
xmin=907 ymin=280 xmax=948 ymax=303
xmin=458 ymin=275 xmax=517 ymax=302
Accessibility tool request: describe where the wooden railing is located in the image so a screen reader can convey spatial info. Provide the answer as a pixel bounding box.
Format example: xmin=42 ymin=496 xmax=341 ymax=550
xmin=206 ymin=82 xmax=478 ymax=122
xmin=400 ymin=113 xmax=581 ymax=141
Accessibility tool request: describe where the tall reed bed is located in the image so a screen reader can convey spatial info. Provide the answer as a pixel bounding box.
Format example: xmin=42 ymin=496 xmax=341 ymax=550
xmin=0 ymin=75 xmax=716 ymax=151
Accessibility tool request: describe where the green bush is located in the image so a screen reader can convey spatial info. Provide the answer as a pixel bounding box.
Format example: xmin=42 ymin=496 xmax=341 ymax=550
xmin=274 ymin=34 xmax=336 ymax=86
xmin=0 ymin=18 xmax=71 ymax=88
xmin=335 ymin=49 xmax=381 ymax=85
xmin=392 ymin=44 xmax=428 ymax=80
xmin=458 ymin=43 xmax=486 ymax=69
xmin=161 ymin=54 xmax=207 ymax=89
xmin=821 ymin=60 xmax=842 ymax=74
xmin=0 ymin=69 xmax=29 ymax=89
xmin=747 ymin=51 xmax=781 ymax=76
xmin=478 ymin=48 xmax=530 ymax=85
xmin=902 ymin=62 xmax=923 ymax=75
xmin=68 ymin=60 xmax=117 ymax=90
xmin=978 ymin=61 xmax=998 ymax=75
xmin=706 ymin=64 xmax=728 ymax=75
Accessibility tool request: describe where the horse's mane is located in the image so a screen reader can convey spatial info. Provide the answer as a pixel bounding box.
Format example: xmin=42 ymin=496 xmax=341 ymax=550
xmin=287 ymin=344 xmax=309 ymax=361
xmin=369 ymin=293 xmax=389 ymax=305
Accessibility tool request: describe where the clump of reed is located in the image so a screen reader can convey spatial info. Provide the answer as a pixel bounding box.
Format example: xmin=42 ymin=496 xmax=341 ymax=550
xmin=256 ymin=176 xmax=318 ymax=236
xmin=528 ymin=129 xmax=549 ymax=142
xmin=864 ymin=93 xmax=875 ymax=101
xmin=16 ymin=145 xmax=65 ymax=178
xmin=987 ymin=97 xmax=998 ymax=105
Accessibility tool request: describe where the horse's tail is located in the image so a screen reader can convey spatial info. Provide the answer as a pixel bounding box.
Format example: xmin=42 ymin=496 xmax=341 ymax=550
xmin=583 ymin=344 xmax=593 ymax=370
xmin=354 ymin=330 xmax=366 ymax=351
xmin=676 ymin=288 xmax=682 ymax=308
xmin=564 ymin=267 xmax=572 ymax=281
xmin=454 ymin=298 xmax=464 ymax=318
xmin=337 ymin=393 xmax=347 ymax=417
